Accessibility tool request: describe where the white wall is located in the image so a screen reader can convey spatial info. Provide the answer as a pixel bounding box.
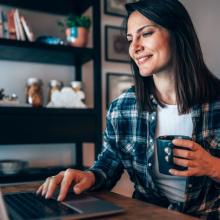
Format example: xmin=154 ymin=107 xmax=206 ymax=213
xmin=180 ymin=0 xmax=220 ymax=76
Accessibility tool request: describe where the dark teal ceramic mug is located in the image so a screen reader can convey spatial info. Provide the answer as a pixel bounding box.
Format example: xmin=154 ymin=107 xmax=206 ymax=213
xmin=156 ymin=135 xmax=191 ymax=175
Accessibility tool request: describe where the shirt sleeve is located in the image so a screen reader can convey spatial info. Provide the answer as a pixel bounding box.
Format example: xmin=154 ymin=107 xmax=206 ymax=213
xmin=87 ymin=108 xmax=124 ymax=190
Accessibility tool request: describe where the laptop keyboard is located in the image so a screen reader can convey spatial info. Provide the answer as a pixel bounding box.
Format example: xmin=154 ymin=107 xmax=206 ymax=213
xmin=4 ymin=192 xmax=79 ymax=220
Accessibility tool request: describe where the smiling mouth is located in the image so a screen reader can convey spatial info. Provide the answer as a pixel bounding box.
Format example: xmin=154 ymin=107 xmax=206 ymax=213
xmin=137 ymin=55 xmax=153 ymax=65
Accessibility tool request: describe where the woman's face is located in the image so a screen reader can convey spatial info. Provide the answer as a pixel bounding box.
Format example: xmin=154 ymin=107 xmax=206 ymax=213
xmin=127 ymin=11 xmax=173 ymax=77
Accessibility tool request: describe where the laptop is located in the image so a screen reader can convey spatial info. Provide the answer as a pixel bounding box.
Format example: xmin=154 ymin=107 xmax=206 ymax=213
xmin=0 ymin=188 xmax=124 ymax=220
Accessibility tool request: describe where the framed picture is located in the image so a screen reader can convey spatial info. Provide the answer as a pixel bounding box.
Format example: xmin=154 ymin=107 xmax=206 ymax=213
xmin=105 ymin=25 xmax=130 ymax=63
xmin=106 ymin=72 xmax=134 ymax=108
xmin=104 ymin=0 xmax=138 ymax=17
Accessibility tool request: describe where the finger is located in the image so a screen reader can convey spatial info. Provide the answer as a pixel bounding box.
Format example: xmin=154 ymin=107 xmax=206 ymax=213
xmin=173 ymin=148 xmax=194 ymax=159
xmin=169 ymin=168 xmax=194 ymax=176
xmin=58 ymin=169 xmax=76 ymax=201
xmin=74 ymin=178 xmax=90 ymax=194
xmin=45 ymin=174 xmax=64 ymax=199
xmin=172 ymin=139 xmax=197 ymax=151
xmin=41 ymin=177 xmax=51 ymax=196
xmin=173 ymin=157 xmax=195 ymax=168
xmin=36 ymin=184 xmax=44 ymax=195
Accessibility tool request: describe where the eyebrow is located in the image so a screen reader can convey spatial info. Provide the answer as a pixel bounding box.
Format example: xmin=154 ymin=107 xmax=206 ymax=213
xmin=127 ymin=24 xmax=156 ymax=37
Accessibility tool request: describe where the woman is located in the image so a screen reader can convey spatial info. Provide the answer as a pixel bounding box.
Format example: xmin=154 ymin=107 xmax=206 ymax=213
xmin=37 ymin=0 xmax=220 ymax=218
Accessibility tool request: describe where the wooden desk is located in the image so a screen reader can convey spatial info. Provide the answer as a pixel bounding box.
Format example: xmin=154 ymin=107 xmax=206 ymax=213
xmin=1 ymin=182 xmax=199 ymax=220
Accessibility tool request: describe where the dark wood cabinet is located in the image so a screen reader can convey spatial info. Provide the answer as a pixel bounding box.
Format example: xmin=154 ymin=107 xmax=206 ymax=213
xmin=0 ymin=0 xmax=102 ymax=184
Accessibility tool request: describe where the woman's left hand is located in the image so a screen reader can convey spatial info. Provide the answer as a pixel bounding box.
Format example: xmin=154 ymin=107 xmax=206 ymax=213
xmin=169 ymin=139 xmax=215 ymax=177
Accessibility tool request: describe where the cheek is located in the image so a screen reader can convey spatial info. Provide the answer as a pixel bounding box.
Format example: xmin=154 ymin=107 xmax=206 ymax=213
xmin=163 ymin=44 xmax=172 ymax=62
xmin=157 ymin=39 xmax=172 ymax=61
xmin=128 ymin=46 xmax=134 ymax=59
xmin=153 ymin=32 xmax=171 ymax=54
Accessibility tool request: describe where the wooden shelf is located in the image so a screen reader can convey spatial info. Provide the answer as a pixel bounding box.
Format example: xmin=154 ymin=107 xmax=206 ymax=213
xmin=0 ymin=39 xmax=93 ymax=65
xmin=0 ymin=107 xmax=98 ymax=144
xmin=0 ymin=0 xmax=92 ymax=15
xmin=0 ymin=165 xmax=88 ymax=184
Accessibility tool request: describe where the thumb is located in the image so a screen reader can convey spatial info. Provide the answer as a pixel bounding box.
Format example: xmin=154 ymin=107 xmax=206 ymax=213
xmin=74 ymin=178 xmax=90 ymax=194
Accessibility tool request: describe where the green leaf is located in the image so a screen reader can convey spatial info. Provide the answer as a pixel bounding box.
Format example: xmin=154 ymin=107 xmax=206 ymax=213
xmin=57 ymin=13 xmax=91 ymax=30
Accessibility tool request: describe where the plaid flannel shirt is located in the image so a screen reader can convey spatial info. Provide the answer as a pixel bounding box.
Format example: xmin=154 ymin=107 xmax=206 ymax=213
xmin=89 ymin=87 xmax=220 ymax=219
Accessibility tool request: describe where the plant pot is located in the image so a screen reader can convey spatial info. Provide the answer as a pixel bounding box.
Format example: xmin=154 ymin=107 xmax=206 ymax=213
xmin=66 ymin=27 xmax=89 ymax=47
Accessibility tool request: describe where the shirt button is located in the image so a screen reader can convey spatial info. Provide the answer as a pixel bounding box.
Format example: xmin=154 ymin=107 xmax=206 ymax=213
xmin=148 ymin=163 xmax=152 ymax=167
xmin=151 ymin=116 xmax=155 ymax=120
xmin=150 ymin=138 xmax=153 ymax=143
xmin=188 ymin=184 xmax=192 ymax=188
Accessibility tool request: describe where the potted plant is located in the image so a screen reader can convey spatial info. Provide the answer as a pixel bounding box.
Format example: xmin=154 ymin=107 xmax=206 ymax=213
xmin=58 ymin=14 xmax=91 ymax=47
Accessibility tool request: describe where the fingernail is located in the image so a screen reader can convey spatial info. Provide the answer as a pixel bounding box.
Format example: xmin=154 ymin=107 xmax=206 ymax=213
xmin=57 ymin=195 xmax=62 ymax=201
xmin=169 ymin=169 xmax=174 ymax=174
xmin=74 ymin=187 xmax=80 ymax=194
xmin=45 ymin=193 xmax=49 ymax=199
xmin=172 ymin=139 xmax=177 ymax=144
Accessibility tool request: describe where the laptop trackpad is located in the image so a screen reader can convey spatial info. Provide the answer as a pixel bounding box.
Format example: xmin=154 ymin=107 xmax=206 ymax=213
xmin=64 ymin=193 xmax=122 ymax=214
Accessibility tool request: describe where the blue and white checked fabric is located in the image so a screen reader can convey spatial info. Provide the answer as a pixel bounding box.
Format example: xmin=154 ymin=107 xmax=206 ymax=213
xmin=89 ymin=87 xmax=220 ymax=219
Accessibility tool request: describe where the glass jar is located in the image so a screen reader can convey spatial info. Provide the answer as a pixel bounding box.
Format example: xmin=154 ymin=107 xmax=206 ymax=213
xmin=26 ymin=78 xmax=43 ymax=107
xmin=70 ymin=81 xmax=85 ymax=101
xmin=48 ymin=79 xmax=63 ymax=103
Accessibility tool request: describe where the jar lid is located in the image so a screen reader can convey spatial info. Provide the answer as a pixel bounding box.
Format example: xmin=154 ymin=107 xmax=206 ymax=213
xmin=49 ymin=80 xmax=63 ymax=88
xmin=70 ymin=81 xmax=83 ymax=89
xmin=26 ymin=78 xmax=43 ymax=86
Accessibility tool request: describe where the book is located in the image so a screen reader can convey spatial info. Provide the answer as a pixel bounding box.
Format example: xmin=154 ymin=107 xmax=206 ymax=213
xmin=0 ymin=7 xmax=3 ymax=38
xmin=7 ymin=9 xmax=16 ymax=40
xmin=20 ymin=15 xmax=34 ymax=41
xmin=2 ymin=11 xmax=9 ymax=39
xmin=14 ymin=9 xmax=25 ymax=41
xmin=13 ymin=9 xmax=20 ymax=40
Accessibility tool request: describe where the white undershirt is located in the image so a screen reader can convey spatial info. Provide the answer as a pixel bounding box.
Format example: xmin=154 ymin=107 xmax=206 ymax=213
xmin=153 ymin=104 xmax=193 ymax=203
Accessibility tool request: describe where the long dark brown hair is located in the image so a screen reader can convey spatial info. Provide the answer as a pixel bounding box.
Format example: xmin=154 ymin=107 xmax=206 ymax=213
xmin=124 ymin=0 xmax=220 ymax=114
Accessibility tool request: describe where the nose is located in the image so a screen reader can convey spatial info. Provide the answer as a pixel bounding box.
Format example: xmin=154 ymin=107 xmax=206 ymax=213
xmin=131 ymin=39 xmax=144 ymax=54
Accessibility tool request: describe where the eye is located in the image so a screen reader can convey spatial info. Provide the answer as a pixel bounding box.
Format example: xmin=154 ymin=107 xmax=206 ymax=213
xmin=127 ymin=38 xmax=132 ymax=44
xmin=142 ymin=32 xmax=153 ymax=37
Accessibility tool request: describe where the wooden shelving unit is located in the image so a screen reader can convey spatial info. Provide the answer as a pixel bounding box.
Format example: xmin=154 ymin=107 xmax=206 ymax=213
xmin=0 ymin=0 xmax=102 ymax=183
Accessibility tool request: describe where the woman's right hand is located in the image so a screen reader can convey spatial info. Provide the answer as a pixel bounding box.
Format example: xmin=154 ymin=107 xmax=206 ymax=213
xmin=36 ymin=168 xmax=96 ymax=201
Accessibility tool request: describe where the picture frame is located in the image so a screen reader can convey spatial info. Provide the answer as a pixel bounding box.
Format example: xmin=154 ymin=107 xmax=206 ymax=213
xmin=106 ymin=72 xmax=134 ymax=108
xmin=105 ymin=25 xmax=130 ymax=63
xmin=104 ymin=0 xmax=138 ymax=17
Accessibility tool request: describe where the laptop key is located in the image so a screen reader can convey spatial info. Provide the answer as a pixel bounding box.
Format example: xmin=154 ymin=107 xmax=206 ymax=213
xmin=4 ymin=192 xmax=79 ymax=219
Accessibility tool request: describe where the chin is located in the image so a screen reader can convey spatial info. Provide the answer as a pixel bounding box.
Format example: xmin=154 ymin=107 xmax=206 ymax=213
xmin=139 ymin=69 xmax=154 ymax=77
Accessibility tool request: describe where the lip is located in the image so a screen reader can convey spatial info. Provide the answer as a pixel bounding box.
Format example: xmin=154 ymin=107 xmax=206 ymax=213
xmin=136 ymin=55 xmax=153 ymax=65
